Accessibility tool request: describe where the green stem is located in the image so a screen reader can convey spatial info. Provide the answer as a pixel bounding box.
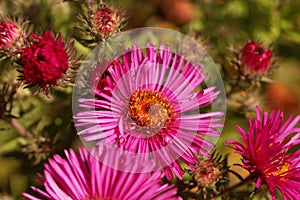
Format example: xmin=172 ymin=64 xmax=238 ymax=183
xmin=216 ymin=174 xmax=254 ymax=197
xmin=5 ymin=118 xmax=31 ymax=138
xmin=227 ymin=77 xmax=241 ymax=97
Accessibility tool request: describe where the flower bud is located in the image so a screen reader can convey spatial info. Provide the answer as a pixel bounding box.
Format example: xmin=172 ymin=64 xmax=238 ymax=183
xmin=241 ymin=41 xmax=272 ymax=75
xmin=0 ymin=21 xmax=20 ymax=50
xmin=194 ymin=160 xmax=221 ymax=188
xmin=94 ymin=7 xmax=117 ymax=37
xmin=77 ymin=1 xmax=126 ymax=43
xmin=18 ymin=31 xmax=80 ymax=94
xmin=20 ymin=134 xmax=53 ymax=165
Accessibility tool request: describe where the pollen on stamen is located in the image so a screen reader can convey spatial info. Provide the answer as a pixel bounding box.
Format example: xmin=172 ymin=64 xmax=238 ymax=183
xmin=272 ymin=162 xmax=290 ymax=177
xmin=128 ymin=89 xmax=174 ymax=129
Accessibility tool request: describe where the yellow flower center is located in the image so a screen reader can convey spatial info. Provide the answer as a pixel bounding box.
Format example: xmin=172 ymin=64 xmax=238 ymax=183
xmin=272 ymin=162 xmax=290 ymax=177
xmin=128 ymin=89 xmax=173 ymax=129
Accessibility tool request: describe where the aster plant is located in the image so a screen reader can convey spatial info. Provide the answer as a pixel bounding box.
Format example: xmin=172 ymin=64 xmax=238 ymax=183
xmin=227 ymin=107 xmax=300 ymax=199
xmin=0 ymin=0 xmax=299 ymax=199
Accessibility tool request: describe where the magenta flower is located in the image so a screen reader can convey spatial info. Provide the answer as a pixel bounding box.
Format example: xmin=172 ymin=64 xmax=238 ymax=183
xmin=19 ymin=31 xmax=78 ymax=94
xmin=241 ymin=41 xmax=272 ymax=74
xmin=23 ymin=146 xmax=181 ymax=200
xmin=75 ymin=44 xmax=223 ymax=179
xmin=227 ymin=107 xmax=300 ymax=200
xmin=0 ymin=20 xmax=20 ymax=50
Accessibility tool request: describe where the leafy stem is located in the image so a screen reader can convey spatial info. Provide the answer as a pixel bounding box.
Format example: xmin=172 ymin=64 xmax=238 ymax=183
xmin=5 ymin=118 xmax=31 ymax=138
xmin=216 ymin=174 xmax=255 ymax=198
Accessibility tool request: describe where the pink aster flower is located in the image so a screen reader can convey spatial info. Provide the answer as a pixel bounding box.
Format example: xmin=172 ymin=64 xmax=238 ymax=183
xmin=74 ymin=44 xmax=223 ymax=180
xmin=227 ymin=107 xmax=300 ymax=200
xmin=241 ymin=41 xmax=272 ymax=75
xmin=23 ymin=146 xmax=181 ymax=200
xmin=0 ymin=20 xmax=20 ymax=50
xmin=19 ymin=31 xmax=78 ymax=94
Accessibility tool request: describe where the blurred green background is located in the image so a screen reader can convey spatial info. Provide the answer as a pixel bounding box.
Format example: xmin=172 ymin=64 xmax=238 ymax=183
xmin=0 ymin=0 xmax=299 ymax=199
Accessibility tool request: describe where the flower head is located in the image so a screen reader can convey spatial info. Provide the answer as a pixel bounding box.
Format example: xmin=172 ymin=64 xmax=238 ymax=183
xmin=241 ymin=41 xmax=272 ymax=75
xmin=75 ymin=43 xmax=223 ymax=180
xmin=18 ymin=31 xmax=79 ymax=94
xmin=227 ymin=107 xmax=300 ymax=200
xmin=23 ymin=146 xmax=181 ymax=200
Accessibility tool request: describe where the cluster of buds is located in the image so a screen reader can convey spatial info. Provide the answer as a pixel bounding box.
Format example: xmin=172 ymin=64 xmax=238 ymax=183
xmin=0 ymin=11 xmax=80 ymax=169
xmin=0 ymin=1 xmax=126 ymax=96
xmin=0 ymin=17 xmax=80 ymax=95
xmin=77 ymin=0 xmax=126 ymax=44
